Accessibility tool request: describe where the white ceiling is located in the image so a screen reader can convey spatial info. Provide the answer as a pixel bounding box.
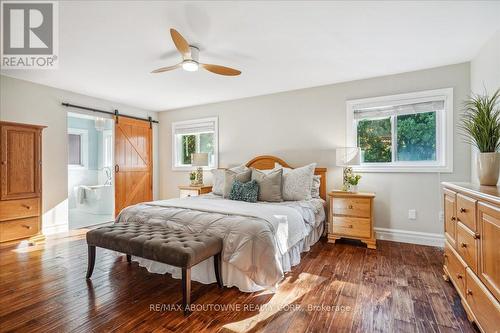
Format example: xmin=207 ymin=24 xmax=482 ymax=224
xmin=2 ymin=1 xmax=500 ymax=111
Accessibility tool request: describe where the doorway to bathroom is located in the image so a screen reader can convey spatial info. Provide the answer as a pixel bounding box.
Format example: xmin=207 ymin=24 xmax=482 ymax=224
xmin=67 ymin=112 xmax=114 ymax=229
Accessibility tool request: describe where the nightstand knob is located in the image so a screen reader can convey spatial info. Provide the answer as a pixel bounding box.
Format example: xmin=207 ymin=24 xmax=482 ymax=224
xmin=451 ymin=217 xmax=456 ymax=221
xmin=460 ymin=208 xmax=466 ymax=213
xmin=466 ymin=289 xmax=473 ymax=296
xmin=348 ymin=205 xmax=353 ymax=209
xmin=461 ymin=242 xmax=467 ymax=248
xmin=456 ymin=273 xmax=463 ymax=279
xmin=348 ymin=224 xmax=353 ymax=228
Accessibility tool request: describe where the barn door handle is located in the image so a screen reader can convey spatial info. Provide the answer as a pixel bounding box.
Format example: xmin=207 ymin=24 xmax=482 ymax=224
xmin=115 ymin=164 xmax=120 ymax=173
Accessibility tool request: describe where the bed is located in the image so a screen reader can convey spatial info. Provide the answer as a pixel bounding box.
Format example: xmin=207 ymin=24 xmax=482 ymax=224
xmin=116 ymin=156 xmax=327 ymax=292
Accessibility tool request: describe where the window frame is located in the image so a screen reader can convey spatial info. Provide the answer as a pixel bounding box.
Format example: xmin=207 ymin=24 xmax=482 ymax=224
xmin=346 ymin=88 xmax=453 ymax=173
xmin=67 ymin=128 xmax=89 ymax=170
xmin=171 ymin=117 xmax=219 ymax=171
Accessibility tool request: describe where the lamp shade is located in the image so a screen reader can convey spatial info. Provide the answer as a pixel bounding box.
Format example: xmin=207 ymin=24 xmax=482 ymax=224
xmin=336 ymin=147 xmax=361 ymax=167
xmin=191 ymin=153 xmax=209 ymax=167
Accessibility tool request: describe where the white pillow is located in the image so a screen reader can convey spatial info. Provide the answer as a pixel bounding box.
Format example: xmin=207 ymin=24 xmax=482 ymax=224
xmin=275 ymin=163 xmax=320 ymax=199
xmin=279 ymin=163 xmax=317 ymax=201
xmin=211 ymin=165 xmax=249 ymax=195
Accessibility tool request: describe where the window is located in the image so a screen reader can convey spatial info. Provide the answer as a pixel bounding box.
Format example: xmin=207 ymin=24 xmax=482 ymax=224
xmin=68 ymin=128 xmax=88 ymax=169
xmin=346 ymin=88 xmax=453 ymax=172
xmin=172 ymin=117 xmax=218 ymax=170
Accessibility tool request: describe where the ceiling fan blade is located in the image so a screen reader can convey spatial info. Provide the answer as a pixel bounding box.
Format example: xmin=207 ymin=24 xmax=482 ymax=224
xmin=151 ymin=63 xmax=181 ymax=73
xmin=201 ymin=64 xmax=241 ymax=76
xmin=170 ymin=28 xmax=191 ymax=58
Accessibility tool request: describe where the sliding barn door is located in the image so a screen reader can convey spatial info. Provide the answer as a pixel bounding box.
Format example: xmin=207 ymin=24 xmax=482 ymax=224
xmin=114 ymin=117 xmax=152 ymax=216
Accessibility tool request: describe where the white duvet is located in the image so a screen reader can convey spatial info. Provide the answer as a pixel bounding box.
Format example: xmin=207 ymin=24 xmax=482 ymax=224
xmin=116 ymin=195 xmax=325 ymax=290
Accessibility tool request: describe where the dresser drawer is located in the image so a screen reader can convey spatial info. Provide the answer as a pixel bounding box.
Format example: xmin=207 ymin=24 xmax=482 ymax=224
xmin=457 ymin=222 xmax=479 ymax=273
xmin=333 ymin=197 xmax=370 ymax=218
xmin=444 ymin=241 xmax=467 ymax=297
xmin=457 ymin=194 xmax=477 ymax=231
xmin=465 ymin=268 xmax=500 ymax=333
xmin=332 ymin=216 xmax=371 ymax=238
xmin=0 ymin=198 xmax=40 ymax=221
xmin=0 ymin=216 xmax=39 ymax=242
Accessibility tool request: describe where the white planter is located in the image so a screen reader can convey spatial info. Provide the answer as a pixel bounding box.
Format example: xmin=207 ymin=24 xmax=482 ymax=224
xmin=349 ymin=185 xmax=359 ymax=192
xmin=477 ymin=152 xmax=500 ymax=186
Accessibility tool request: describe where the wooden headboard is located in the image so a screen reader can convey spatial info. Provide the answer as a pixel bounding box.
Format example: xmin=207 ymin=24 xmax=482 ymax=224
xmin=246 ymin=155 xmax=328 ymax=200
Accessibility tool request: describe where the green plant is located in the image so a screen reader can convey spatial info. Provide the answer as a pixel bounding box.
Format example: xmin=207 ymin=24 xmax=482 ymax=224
xmin=189 ymin=171 xmax=196 ymax=181
xmin=460 ymin=89 xmax=500 ymax=153
xmin=347 ymin=174 xmax=361 ymax=186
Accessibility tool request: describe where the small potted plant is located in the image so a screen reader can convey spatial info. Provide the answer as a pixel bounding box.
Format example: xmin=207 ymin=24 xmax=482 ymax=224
xmin=189 ymin=171 xmax=197 ymax=186
xmin=346 ymin=174 xmax=362 ymax=192
xmin=460 ymin=89 xmax=500 ymax=185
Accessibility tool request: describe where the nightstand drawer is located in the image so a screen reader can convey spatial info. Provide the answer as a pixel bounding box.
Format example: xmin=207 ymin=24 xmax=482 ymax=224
xmin=180 ymin=190 xmax=200 ymax=198
xmin=332 ymin=216 xmax=371 ymax=238
xmin=333 ymin=197 xmax=371 ymax=218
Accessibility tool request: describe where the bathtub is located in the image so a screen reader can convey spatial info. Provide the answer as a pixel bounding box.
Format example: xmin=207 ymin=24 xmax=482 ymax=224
xmin=75 ymin=184 xmax=114 ymax=215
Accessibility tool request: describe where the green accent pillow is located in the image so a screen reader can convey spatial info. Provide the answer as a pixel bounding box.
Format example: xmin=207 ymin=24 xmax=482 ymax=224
xmin=228 ymin=180 xmax=259 ymax=203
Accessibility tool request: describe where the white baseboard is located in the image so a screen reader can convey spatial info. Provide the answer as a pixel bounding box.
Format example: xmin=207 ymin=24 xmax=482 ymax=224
xmin=374 ymin=227 xmax=444 ymax=247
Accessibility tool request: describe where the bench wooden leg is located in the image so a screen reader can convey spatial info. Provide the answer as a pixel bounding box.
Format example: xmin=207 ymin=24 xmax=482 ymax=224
xmin=214 ymin=253 xmax=223 ymax=288
xmin=182 ymin=267 xmax=191 ymax=314
xmin=126 ymin=254 xmax=131 ymax=263
xmin=86 ymin=245 xmax=96 ymax=279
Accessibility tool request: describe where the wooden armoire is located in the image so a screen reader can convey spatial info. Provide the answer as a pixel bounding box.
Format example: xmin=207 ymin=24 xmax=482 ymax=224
xmin=0 ymin=121 xmax=46 ymax=245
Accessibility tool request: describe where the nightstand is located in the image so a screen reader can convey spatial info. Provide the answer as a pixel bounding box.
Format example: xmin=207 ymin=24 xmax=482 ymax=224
xmin=327 ymin=191 xmax=376 ymax=249
xmin=178 ymin=185 xmax=212 ymax=198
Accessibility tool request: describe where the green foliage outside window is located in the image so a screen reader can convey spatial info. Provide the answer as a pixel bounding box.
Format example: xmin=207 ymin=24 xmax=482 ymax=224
xmin=182 ymin=135 xmax=196 ymax=164
xmin=396 ymin=112 xmax=436 ymax=161
xmin=357 ymin=118 xmax=392 ymax=162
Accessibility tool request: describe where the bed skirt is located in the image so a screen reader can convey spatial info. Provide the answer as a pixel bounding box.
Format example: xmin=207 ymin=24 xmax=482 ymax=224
xmin=130 ymin=222 xmax=324 ymax=292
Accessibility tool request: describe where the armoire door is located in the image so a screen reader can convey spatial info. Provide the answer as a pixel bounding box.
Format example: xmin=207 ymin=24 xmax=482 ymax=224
xmin=0 ymin=124 xmax=41 ymax=200
xmin=114 ymin=117 xmax=152 ymax=216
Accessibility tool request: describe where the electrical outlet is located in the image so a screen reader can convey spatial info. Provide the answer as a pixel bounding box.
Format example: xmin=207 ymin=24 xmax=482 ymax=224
xmin=439 ymin=211 xmax=444 ymax=222
xmin=408 ymin=209 xmax=417 ymax=220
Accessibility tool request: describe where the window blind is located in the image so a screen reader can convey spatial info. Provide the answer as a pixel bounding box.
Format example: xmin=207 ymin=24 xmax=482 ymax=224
xmin=354 ymin=100 xmax=445 ymax=120
xmin=173 ymin=120 xmax=216 ymax=135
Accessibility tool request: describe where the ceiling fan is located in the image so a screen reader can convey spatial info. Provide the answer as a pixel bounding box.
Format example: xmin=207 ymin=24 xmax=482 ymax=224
xmin=151 ymin=29 xmax=241 ymax=76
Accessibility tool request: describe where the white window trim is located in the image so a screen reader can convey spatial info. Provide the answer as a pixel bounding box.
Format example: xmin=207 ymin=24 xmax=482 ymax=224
xmin=171 ymin=117 xmax=219 ymax=171
xmin=68 ymin=128 xmax=89 ymax=170
xmin=346 ymin=88 xmax=453 ymax=173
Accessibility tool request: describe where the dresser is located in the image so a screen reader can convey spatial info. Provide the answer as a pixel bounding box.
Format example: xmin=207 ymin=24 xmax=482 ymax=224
xmin=442 ymin=182 xmax=500 ymax=333
xmin=327 ymin=191 xmax=376 ymax=249
xmin=178 ymin=185 xmax=212 ymax=198
xmin=0 ymin=121 xmax=46 ymax=245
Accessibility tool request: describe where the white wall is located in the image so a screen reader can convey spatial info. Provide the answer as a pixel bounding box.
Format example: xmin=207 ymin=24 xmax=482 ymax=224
xmin=159 ymin=63 xmax=471 ymax=244
xmin=0 ymin=75 xmax=159 ymax=234
xmin=470 ymin=30 xmax=500 ymax=184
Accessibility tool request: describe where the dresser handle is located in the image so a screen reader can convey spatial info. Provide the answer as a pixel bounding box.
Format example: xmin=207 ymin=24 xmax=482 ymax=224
xmin=473 ymin=233 xmax=480 ymax=239
xmin=460 ymin=208 xmax=466 ymax=213
xmin=347 ymin=224 xmax=353 ymax=228
xmin=1 ymin=161 xmax=6 ymax=165
xmin=22 ymin=205 xmax=32 ymax=210
xmin=456 ymin=273 xmax=463 ymax=279
xmin=466 ymin=289 xmax=473 ymax=296
xmin=22 ymin=225 xmax=32 ymax=230
xmin=461 ymin=242 xmax=467 ymax=248
xmin=348 ymin=205 xmax=353 ymax=209
xmin=451 ymin=217 xmax=456 ymax=221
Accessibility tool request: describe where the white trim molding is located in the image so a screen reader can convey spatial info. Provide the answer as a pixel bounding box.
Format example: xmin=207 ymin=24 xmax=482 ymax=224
xmin=346 ymin=88 xmax=454 ymax=173
xmin=374 ymin=227 xmax=444 ymax=247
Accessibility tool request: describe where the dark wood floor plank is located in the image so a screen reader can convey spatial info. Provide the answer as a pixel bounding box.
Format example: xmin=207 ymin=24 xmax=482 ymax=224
xmin=0 ymin=234 xmax=478 ymax=333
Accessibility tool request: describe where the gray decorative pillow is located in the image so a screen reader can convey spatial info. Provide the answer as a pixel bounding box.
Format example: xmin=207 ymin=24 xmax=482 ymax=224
xmin=281 ymin=163 xmax=317 ymax=201
xmin=223 ymin=169 xmax=252 ymax=198
xmin=211 ymin=169 xmax=225 ymax=195
xmin=251 ymin=168 xmax=283 ymax=202
xmin=211 ymin=165 xmax=249 ymax=195
xmin=228 ymin=179 xmax=259 ymax=203
xmin=311 ymin=175 xmax=321 ymax=198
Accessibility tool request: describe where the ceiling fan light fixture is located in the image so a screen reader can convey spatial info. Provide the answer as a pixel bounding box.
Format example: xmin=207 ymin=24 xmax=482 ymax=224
xmin=182 ymin=60 xmax=199 ymax=72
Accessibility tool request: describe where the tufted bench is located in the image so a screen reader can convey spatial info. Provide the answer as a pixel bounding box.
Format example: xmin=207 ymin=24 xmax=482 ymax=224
xmin=85 ymin=222 xmax=223 ymax=313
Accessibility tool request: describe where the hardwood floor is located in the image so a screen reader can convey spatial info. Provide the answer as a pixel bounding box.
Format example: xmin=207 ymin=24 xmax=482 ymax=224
xmin=0 ymin=231 xmax=478 ymax=333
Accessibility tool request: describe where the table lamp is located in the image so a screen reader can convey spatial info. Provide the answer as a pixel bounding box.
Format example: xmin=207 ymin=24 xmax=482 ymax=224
xmin=191 ymin=153 xmax=208 ymax=185
xmin=336 ymin=147 xmax=361 ymax=190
